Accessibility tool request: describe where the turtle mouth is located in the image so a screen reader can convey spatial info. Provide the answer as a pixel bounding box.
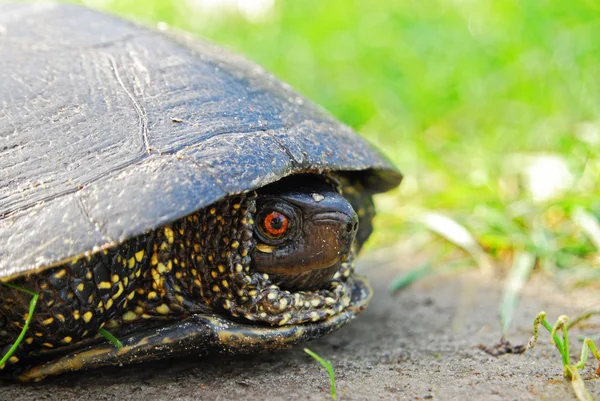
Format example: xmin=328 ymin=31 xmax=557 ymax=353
xmin=220 ymin=247 xmax=358 ymax=326
xmin=265 ymin=261 xmax=341 ymax=291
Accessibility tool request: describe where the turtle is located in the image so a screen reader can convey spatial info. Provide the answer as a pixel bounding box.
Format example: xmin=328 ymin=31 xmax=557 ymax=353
xmin=0 ymin=2 xmax=402 ymax=381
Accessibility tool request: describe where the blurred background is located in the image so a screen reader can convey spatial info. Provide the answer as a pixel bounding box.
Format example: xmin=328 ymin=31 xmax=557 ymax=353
xmin=64 ymin=0 xmax=600 ymax=289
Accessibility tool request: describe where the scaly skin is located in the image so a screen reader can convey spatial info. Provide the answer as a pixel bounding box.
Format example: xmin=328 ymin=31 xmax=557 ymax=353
xmin=0 ymin=174 xmax=374 ymax=370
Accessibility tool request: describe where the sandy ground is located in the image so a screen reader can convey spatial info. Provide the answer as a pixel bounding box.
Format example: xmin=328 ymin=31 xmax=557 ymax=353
xmin=2 ymin=248 xmax=600 ymax=400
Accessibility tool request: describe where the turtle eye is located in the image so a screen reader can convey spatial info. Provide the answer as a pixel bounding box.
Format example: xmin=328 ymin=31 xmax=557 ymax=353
xmin=262 ymin=211 xmax=289 ymax=237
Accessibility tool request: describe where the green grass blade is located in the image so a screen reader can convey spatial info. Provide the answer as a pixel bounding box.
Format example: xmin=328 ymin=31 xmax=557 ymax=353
xmin=2 ymin=283 xmax=38 ymax=297
xmin=567 ymin=311 xmax=600 ymax=331
xmin=0 ymin=284 xmax=39 ymax=367
xmin=419 ymin=212 xmax=493 ymax=275
xmin=565 ymin=365 xmax=595 ymax=401
xmin=304 ymin=348 xmax=336 ymax=400
xmin=98 ymin=328 xmax=123 ymax=349
xmin=499 ymin=252 xmax=535 ymax=334
xmin=572 ymin=208 xmax=600 ymax=251
xmin=389 ymin=263 xmax=432 ymax=293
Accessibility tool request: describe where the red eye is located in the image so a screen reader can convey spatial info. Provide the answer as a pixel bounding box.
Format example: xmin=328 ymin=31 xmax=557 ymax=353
xmin=263 ymin=212 xmax=289 ymax=237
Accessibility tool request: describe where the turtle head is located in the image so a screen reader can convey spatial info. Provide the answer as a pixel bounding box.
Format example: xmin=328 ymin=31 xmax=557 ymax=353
xmin=251 ymin=176 xmax=359 ymax=291
xmin=189 ymin=173 xmax=373 ymax=326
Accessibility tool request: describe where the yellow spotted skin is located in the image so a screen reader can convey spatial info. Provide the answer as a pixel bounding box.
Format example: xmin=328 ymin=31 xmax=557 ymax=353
xmin=0 ymin=235 xmax=150 ymax=362
xmin=0 ymin=174 xmax=375 ymax=372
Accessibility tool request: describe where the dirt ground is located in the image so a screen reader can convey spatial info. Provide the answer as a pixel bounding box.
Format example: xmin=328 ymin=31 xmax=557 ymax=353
xmin=3 ymin=247 xmax=600 ymax=400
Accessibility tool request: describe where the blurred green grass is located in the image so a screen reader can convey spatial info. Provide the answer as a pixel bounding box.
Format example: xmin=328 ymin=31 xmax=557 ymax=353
xmin=70 ymin=0 xmax=600 ymax=278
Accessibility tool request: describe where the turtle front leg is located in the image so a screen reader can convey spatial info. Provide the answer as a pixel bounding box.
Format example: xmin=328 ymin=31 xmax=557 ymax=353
xmin=16 ymin=310 xmax=352 ymax=381
xmin=16 ymin=275 xmax=371 ymax=381
xmin=16 ymin=314 xmax=226 ymax=381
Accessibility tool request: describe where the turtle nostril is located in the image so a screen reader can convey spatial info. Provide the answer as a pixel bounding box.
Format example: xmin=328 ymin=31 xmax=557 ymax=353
xmin=345 ymin=221 xmax=359 ymax=234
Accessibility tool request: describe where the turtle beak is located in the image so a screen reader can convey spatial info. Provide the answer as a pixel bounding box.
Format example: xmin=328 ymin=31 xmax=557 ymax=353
xmin=298 ymin=209 xmax=358 ymax=269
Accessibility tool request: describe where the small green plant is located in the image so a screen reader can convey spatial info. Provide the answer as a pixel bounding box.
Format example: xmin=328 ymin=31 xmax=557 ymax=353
xmin=528 ymin=311 xmax=600 ymax=401
xmin=304 ymin=348 xmax=337 ymax=400
xmin=0 ymin=283 xmax=39 ymax=368
xmin=98 ymin=328 xmax=123 ymax=349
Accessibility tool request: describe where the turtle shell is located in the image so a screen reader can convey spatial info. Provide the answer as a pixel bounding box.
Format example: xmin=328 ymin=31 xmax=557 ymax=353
xmin=0 ymin=3 xmax=401 ymax=282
